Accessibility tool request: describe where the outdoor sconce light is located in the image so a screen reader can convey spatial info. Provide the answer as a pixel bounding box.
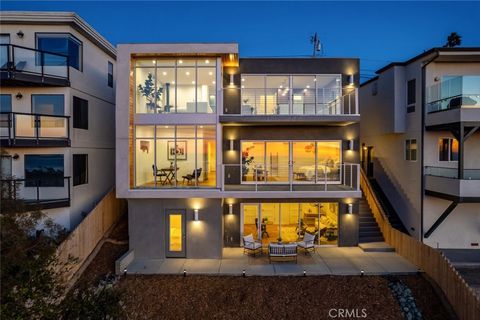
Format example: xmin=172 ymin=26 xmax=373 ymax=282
xmin=194 ymin=209 xmax=199 ymax=221
xmin=16 ymin=30 xmax=24 ymax=38
xmin=229 ymin=139 xmax=235 ymax=151
xmin=347 ymin=203 xmax=353 ymax=214
xmin=229 ymin=74 xmax=235 ymax=86
xmin=12 ymin=154 xmax=20 ymax=160
xmin=228 ymin=203 xmax=233 ymax=214
xmin=347 ymin=139 xmax=354 ymax=150
xmin=348 ymin=74 xmax=354 ymax=86
xmin=15 ymin=92 xmax=23 ymax=100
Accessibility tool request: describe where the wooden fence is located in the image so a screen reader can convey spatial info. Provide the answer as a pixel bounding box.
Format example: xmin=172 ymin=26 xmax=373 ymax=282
xmin=56 ymin=188 xmax=127 ymax=283
xmin=360 ymin=170 xmax=480 ymax=320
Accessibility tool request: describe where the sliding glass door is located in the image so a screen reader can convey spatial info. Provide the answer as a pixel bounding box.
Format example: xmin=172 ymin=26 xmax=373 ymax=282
xmin=241 ymin=140 xmax=341 ymax=185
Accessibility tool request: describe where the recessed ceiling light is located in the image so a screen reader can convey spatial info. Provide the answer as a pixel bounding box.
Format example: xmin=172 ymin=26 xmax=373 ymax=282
xmin=212 ymin=81 xmax=216 ymax=84
xmin=178 ymin=60 xmax=183 ymax=64
xmin=241 ymin=85 xmax=245 ymax=88
xmin=241 ymin=78 xmax=245 ymax=82
xmin=186 ymin=71 xmax=190 ymax=75
xmin=200 ymin=125 xmax=204 ymax=128
xmin=152 ymin=60 xmax=155 ymax=64
xmin=192 ymin=81 xmax=195 ymax=84
xmin=205 ymin=60 xmax=210 ymax=64
xmin=314 ymin=78 xmax=317 ymax=82
xmin=165 ymin=126 xmax=169 ymax=128
xmin=209 ymin=72 xmax=213 ymax=76
xmin=306 ymin=85 xmax=310 ymax=88
xmin=172 ymin=81 xmax=175 ymax=84
xmin=280 ymin=85 xmax=283 ymax=88
xmin=304 ymin=89 xmax=307 ymax=92
xmin=162 ymin=72 xmax=167 ymax=76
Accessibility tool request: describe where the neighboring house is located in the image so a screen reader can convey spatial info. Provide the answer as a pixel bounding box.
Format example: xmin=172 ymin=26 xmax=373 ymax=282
xmin=360 ymin=47 xmax=480 ymax=249
xmin=116 ymin=43 xmax=361 ymax=259
xmin=0 ymin=12 xmax=116 ymax=230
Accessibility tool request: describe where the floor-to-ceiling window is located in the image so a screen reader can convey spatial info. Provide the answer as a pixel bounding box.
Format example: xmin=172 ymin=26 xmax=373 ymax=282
xmin=135 ymin=58 xmax=216 ymax=114
xmin=134 ymin=125 xmax=216 ymax=188
xmin=241 ymin=202 xmax=339 ymax=245
xmin=241 ymin=140 xmax=341 ymax=184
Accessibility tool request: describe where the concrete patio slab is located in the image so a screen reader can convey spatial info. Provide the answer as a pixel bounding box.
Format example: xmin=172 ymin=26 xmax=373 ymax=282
xmin=245 ymin=264 xmax=275 ymax=276
xmin=219 ymin=259 xmax=249 ymax=275
xmin=154 ymin=259 xmax=185 ymax=274
xmin=127 ymin=259 xmax=165 ymax=274
xmin=273 ymin=263 xmax=304 ymax=275
xmin=183 ymin=259 xmax=221 ymax=274
xmin=349 ymin=257 xmax=387 ymax=274
xmin=373 ymin=256 xmax=418 ymax=274
xmin=322 ymin=257 xmax=359 ymax=275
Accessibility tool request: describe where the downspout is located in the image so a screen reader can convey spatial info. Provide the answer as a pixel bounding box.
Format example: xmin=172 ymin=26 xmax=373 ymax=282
xmin=420 ymin=50 xmax=440 ymax=242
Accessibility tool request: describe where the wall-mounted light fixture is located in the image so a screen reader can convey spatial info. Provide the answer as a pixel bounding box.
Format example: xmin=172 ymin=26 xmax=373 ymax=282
xmin=228 ymin=203 xmax=233 ymax=214
xmin=194 ymin=209 xmax=199 ymax=221
xmin=347 ymin=139 xmax=354 ymax=151
xmin=16 ymin=30 xmax=24 ymax=38
xmin=229 ymin=139 xmax=235 ymax=151
xmin=348 ymin=74 xmax=354 ymax=86
xmin=347 ymin=203 xmax=353 ymax=214
xmin=15 ymin=92 xmax=23 ymax=100
xmin=12 ymin=154 xmax=20 ymax=160
xmin=229 ymin=74 xmax=234 ymax=86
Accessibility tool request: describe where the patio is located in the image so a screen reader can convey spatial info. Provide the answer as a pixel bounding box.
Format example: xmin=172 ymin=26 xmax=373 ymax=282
xmin=124 ymin=247 xmax=418 ymax=276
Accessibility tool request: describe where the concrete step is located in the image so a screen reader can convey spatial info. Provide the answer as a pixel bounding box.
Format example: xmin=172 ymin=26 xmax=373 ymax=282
xmin=359 ymin=242 xmax=395 ymax=252
xmin=359 ymin=231 xmax=383 ymax=237
xmin=359 ymin=236 xmax=385 ymax=243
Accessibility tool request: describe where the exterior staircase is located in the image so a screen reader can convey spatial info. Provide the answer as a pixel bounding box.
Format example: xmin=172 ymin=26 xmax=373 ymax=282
xmin=359 ymin=196 xmax=385 ymax=243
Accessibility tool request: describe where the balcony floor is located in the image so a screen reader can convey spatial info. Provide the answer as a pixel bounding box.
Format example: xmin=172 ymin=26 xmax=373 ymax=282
xmin=224 ymin=183 xmax=356 ymax=192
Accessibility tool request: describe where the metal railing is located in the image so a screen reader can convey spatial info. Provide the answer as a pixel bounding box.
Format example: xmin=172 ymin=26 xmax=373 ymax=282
xmin=0 ymin=176 xmax=71 ymax=205
xmin=0 ymin=44 xmax=69 ymax=80
xmin=222 ymin=163 xmax=360 ymax=191
xmin=236 ymin=88 xmax=358 ymax=116
xmin=427 ymin=76 xmax=480 ymax=113
xmin=0 ymin=112 xmax=70 ymax=143
xmin=425 ymin=166 xmax=480 ymax=180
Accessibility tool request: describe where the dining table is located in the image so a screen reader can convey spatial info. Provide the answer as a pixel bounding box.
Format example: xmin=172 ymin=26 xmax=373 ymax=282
xmin=160 ymin=167 xmax=179 ymax=185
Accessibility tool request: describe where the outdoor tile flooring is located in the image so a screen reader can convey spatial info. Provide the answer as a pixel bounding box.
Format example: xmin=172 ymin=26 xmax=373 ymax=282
xmin=125 ymin=247 xmax=418 ymax=276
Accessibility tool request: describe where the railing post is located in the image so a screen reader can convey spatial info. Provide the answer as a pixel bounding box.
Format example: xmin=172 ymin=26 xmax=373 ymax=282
xmin=67 ymin=177 xmax=71 ymax=202
xmin=36 ymin=179 xmax=40 ymax=203
xmin=12 ymin=113 xmax=16 ymax=145
xmin=41 ymin=52 xmax=44 ymax=78
xmin=356 ymin=164 xmax=360 ymax=191
xmin=255 ymin=169 xmax=258 ymax=192
xmin=35 ymin=115 xmax=40 ymax=144
xmin=324 ymin=165 xmax=327 ymax=191
xmin=289 ymin=163 xmax=293 ymax=191
xmin=221 ymin=165 xmax=225 ymax=192
xmin=350 ymin=163 xmax=353 ymax=188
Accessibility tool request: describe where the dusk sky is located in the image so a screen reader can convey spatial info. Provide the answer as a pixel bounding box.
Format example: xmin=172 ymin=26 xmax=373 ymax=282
xmin=2 ymin=1 xmax=479 ymax=82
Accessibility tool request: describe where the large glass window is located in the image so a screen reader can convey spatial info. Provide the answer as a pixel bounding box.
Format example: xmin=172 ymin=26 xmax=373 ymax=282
xmin=32 ymin=94 xmax=64 ymax=115
xmin=242 ymin=202 xmax=338 ymax=245
xmin=438 ymin=138 xmax=458 ymax=162
xmin=134 ymin=125 xmax=216 ymax=188
xmin=0 ymin=94 xmax=12 ymax=113
xmin=241 ymin=74 xmax=341 ymax=115
xmin=241 ymin=140 xmax=342 ymax=184
xmin=25 ymin=154 xmax=64 ymax=187
xmin=36 ymin=33 xmax=82 ymax=70
xmin=135 ymin=58 xmax=216 ymax=114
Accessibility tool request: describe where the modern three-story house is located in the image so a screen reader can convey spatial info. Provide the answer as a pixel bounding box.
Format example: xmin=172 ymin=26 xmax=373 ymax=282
xmin=116 ymin=43 xmax=361 ymax=260
xmin=360 ymin=47 xmax=480 ymax=249
xmin=0 ymin=12 xmax=116 ymax=229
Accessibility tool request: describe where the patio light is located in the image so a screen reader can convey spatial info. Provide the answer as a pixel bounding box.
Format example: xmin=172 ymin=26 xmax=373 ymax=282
xmin=348 ymin=74 xmax=354 ymax=86
xmin=16 ymin=30 xmax=24 ymax=38
xmin=347 ymin=139 xmax=354 ymax=150
xmin=228 ymin=203 xmax=233 ymax=214
xmin=229 ymin=139 xmax=235 ymax=151
xmin=194 ymin=209 xmax=199 ymax=221
xmin=347 ymin=203 xmax=353 ymax=214
xmin=15 ymin=92 xmax=23 ymax=100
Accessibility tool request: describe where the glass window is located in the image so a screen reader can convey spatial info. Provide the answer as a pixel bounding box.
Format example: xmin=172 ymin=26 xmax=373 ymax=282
xmin=136 ymin=125 xmax=155 ymax=138
xmin=32 ymin=95 xmax=64 ymax=115
xmin=317 ymin=141 xmax=341 ymax=182
xmin=266 ymin=76 xmax=289 ymax=115
xmin=319 ymin=203 xmax=339 ymax=245
xmin=136 ymin=67 xmax=158 ymax=114
xmin=241 ymin=75 xmax=265 ymax=115
xmin=241 ymin=141 xmax=265 ymax=182
xmin=36 ymin=33 xmax=82 ymax=70
xmin=407 ymin=79 xmax=416 ymax=113
xmin=156 ymin=67 xmax=175 ymax=113
xmin=405 ymin=139 xmax=417 ymax=161
xmin=292 ymin=142 xmax=316 ymax=182
xmin=73 ymin=96 xmax=88 ymax=129
xmin=438 ymin=138 xmax=449 ymax=161
xmin=108 ymin=61 xmax=113 ymax=88
xmin=176 ymin=67 xmax=196 ymax=112
xmin=438 ymin=138 xmax=458 ymax=162
xmin=316 ymin=75 xmax=341 ymax=114
xmin=0 ymin=34 xmax=10 ymax=44
xmin=197 ymin=67 xmax=216 ymax=113
xmin=25 ymin=154 xmax=64 ymax=187
xmin=292 ymin=76 xmax=316 ymax=114
xmin=73 ymin=154 xmax=88 ymax=186
xmin=1 ymin=155 xmax=12 ymax=178
xmin=0 ymin=94 xmax=12 ymax=112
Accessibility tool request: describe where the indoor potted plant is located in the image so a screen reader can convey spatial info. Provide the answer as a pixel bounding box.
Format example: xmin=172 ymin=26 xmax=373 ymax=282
xmin=138 ymin=72 xmax=162 ymax=112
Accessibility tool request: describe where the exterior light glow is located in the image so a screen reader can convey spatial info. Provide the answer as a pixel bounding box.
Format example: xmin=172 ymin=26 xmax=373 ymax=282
xmin=229 ymin=74 xmax=234 ymax=86
xmin=229 ymin=139 xmax=234 ymax=151
xmin=348 ymin=75 xmax=354 ymax=85
xmin=194 ymin=209 xmax=199 ymax=221
xmin=348 ymin=139 xmax=354 ymax=150
xmin=228 ymin=203 xmax=233 ymax=214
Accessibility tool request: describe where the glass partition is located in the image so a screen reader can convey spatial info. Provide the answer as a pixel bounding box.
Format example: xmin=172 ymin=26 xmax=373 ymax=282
xmin=135 ymin=58 xmax=217 ymax=114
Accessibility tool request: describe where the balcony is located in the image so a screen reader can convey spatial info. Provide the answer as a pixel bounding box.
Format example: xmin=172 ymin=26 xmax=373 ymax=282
xmin=425 ymin=166 xmax=480 ymax=201
xmin=222 ymin=163 xmax=361 ymax=198
xmin=0 ymin=177 xmax=71 ymax=209
xmin=0 ymin=44 xmax=70 ymax=87
xmin=221 ymin=88 xmax=359 ymax=126
xmin=0 ymin=112 xmax=70 ymax=147
xmin=426 ymin=76 xmax=480 ymax=129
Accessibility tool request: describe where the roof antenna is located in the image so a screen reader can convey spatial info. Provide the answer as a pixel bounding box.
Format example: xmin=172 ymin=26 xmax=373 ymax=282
xmin=310 ymin=32 xmax=323 ymax=57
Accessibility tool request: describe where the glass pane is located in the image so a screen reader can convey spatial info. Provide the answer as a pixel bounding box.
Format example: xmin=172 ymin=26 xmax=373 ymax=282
xmin=243 ymin=204 xmax=259 ymax=240
xmin=266 ymin=76 xmax=289 ymax=115
xmin=156 ymin=125 xmax=174 ymax=138
xmin=450 ymin=139 xmax=458 ymax=161
xmin=196 ymin=125 xmax=215 ymax=139
xmin=169 ymin=214 xmax=182 ymax=251
xmin=438 ymin=139 xmax=449 ymax=161
xmin=242 ymin=75 xmax=264 ymax=89
xmin=176 ymin=139 xmax=196 ymax=186
xmin=156 ymin=67 xmax=175 ymax=113
xmin=0 ymin=45 xmax=8 ymax=71
xmin=317 ymin=141 xmax=341 ymax=182
xmin=0 ymin=95 xmax=12 ymax=113
xmin=177 ymin=59 xmax=195 ymax=67
xmin=135 ymin=138 xmax=154 ymax=187
xmin=293 ymin=142 xmax=316 ymax=182
xmin=25 ymin=154 xmax=64 ymax=187
xmin=300 ymin=203 xmax=320 ymax=244
xmin=292 ymin=76 xmax=316 ymax=114
xmin=316 ymin=75 xmax=341 ymax=114
xmin=241 ymin=88 xmax=265 ymax=114
xmin=197 ymin=58 xmax=216 ymax=67
xmin=155 ymin=139 xmax=176 ymax=186
xmin=241 ymin=141 xmax=265 ymax=182
xmin=280 ymin=203 xmax=299 ymax=243
xmin=266 ymin=142 xmax=289 ymax=183
xmin=196 ymin=138 xmax=216 ymax=187
xmin=176 ymin=126 xmax=195 ymax=138
xmin=176 ymin=67 xmax=196 ymax=112
xmin=136 ymin=59 xmax=156 ymax=67
xmin=197 ymin=67 xmax=216 ymax=113
xmin=135 ymin=67 xmax=157 ymax=113
xmin=156 ymin=59 xmax=175 ymax=67
xmin=38 ymin=116 xmax=67 ymax=138
xmin=15 ymin=114 xmax=35 ymax=137
xmin=261 ymin=203 xmax=280 ymax=244
xmin=32 ymin=95 xmax=64 ymax=115
xmin=319 ymin=203 xmax=338 ymax=245
xmin=135 ymin=125 xmax=154 ymax=138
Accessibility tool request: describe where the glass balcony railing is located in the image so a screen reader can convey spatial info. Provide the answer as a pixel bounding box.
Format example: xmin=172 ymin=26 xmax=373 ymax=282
xmin=427 ymin=76 xmax=480 ymax=113
xmin=0 ymin=44 xmax=69 ymax=80
xmin=0 ymin=177 xmax=71 ymax=208
xmin=0 ymin=112 xmax=70 ymax=145
xmin=238 ymin=88 xmax=358 ymax=116
xmin=425 ymin=166 xmax=480 ymax=180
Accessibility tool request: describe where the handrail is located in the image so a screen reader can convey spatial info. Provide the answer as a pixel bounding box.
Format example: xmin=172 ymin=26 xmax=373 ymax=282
xmin=0 ymin=176 xmax=71 ymax=204
xmin=0 ymin=111 xmax=70 ymax=119
xmin=0 ymin=43 xmax=69 ymax=59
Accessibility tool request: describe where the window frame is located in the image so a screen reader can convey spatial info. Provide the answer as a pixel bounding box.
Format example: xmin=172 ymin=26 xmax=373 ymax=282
xmin=31 ymin=94 xmax=65 ymax=116
xmin=73 ymin=96 xmax=89 ymax=130
xmin=405 ymin=139 xmax=417 ymax=162
xmin=35 ymin=32 xmax=83 ymax=71
xmin=73 ymin=154 xmax=88 ymax=186
xmin=108 ymin=61 xmax=114 ymax=88
xmin=406 ymin=79 xmax=416 ymax=113
xmin=24 ymin=154 xmax=65 ymax=187
xmin=0 ymin=33 xmax=10 ymax=44
xmin=0 ymin=94 xmax=12 ymax=113
xmin=438 ymin=138 xmax=458 ymax=162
